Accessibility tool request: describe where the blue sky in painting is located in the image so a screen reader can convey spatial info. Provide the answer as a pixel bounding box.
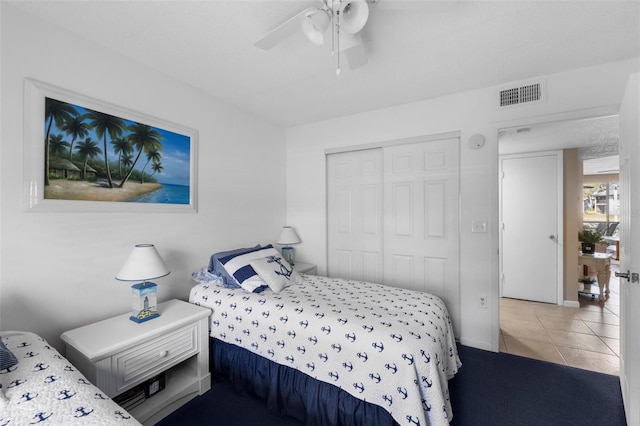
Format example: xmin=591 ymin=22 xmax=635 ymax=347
xmin=47 ymin=99 xmax=191 ymax=187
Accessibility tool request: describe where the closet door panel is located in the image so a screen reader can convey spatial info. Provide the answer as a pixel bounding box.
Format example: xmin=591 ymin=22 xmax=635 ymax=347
xmin=327 ymin=137 xmax=460 ymax=319
xmin=390 ymin=254 xmax=415 ymax=290
xmin=332 ymin=249 xmax=354 ymax=279
xmin=391 ymin=182 xmax=414 ymax=237
xmin=425 ymin=180 xmax=446 ymax=238
xmin=383 ymin=138 xmax=459 ymax=308
xmin=327 ymin=149 xmax=383 ymax=283
xmin=424 ymin=256 xmax=446 ymax=297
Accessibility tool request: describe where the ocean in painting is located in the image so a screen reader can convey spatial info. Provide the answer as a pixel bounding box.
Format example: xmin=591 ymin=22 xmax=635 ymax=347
xmin=127 ymin=183 xmax=190 ymax=204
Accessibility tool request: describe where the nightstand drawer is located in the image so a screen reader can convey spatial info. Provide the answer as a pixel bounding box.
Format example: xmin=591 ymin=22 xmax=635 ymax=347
xmin=115 ymin=323 xmax=198 ymax=394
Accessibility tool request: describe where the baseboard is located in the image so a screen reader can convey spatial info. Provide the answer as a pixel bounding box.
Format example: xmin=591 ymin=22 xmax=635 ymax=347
xmin=563 ymin=300 xmax=580 ymax=308
xmin=458 ymin=337 xmax=494 ymax=352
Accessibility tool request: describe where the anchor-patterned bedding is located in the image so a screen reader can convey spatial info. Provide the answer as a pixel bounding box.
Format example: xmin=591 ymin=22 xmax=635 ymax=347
xmin=190 ymin=273 xmax=461 ymax=426
xmin=0 ymin=331 xmax=140 ymax=425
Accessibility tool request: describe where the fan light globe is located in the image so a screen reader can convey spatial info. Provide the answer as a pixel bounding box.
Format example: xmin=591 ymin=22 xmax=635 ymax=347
xmin=339 ymin=0 xmax=369 ymax=34
xmin=302 ymin=8 xmax=331 ymax=45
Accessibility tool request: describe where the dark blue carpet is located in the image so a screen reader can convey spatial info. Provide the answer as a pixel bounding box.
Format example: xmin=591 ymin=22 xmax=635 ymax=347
xmin=158 ymin=344 xmax=626 ymax=426
xmin=448 ymin=345 xmax=626 ymax=426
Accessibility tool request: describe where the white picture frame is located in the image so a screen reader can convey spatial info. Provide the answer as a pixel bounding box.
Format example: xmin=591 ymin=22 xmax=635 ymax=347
xmin=23 ymin=78 xmax=198 ymax=213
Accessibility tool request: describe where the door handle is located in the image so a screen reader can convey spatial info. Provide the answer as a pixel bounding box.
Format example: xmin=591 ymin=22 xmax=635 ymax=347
xmin=615 ymin=270 xmax=640 ymax=283
xmin=615 ymin=270 xmax=630 ymax=281
xmin=548 ymin=235 xmax=558 ymax=243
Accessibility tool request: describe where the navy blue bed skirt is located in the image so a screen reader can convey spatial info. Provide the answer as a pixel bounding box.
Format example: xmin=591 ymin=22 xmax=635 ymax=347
xmin=212 ymin=338 xmax=399 ymax=426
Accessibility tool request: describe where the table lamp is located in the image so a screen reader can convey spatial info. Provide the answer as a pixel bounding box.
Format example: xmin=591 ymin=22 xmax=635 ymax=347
xmin=276 ymin=226 xmax=301 ymax=266
xmin=116 ymin=244 xmax=170 ymax=323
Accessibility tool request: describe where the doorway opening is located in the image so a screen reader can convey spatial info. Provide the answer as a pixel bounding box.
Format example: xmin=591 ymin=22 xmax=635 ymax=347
xmin=497 ymin=114 xmax=620 ymax=375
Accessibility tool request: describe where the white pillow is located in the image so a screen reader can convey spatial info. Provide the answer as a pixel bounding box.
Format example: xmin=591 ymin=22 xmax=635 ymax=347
xmin=249 ymin=255 xmax=301 ymax=292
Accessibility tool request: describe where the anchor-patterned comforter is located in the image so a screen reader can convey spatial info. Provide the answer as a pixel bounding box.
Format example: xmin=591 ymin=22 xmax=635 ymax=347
xmin=190 ymin=274 xmax=461 ymax=426
xmin=0 ymin=332 xmax=140 ymax=425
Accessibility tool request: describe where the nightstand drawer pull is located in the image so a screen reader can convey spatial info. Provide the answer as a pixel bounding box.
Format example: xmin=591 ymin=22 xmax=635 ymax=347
xmin=159 ymin=350 xmax=168 ymax=358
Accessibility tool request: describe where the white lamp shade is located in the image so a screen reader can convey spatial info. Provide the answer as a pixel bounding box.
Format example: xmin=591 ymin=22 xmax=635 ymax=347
xmin=116 ymin=244 xmax=170 ymax=282
xmin=276 ymin=226 xmax=301 ymax=245
xmin=302 ymin=8 xmax=331 ymax=45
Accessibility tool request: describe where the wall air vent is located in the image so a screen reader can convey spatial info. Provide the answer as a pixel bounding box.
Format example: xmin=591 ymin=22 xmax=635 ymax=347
xmin=499 ymin=81 xmax=545 ymax=107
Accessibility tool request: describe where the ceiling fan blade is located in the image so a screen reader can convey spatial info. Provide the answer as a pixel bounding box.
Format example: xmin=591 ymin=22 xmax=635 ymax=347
xmin=255 ymin=7 xmax=316 ymax=50
xmin=344 ymin=43 xmax=367 ymax=69
xmin=342 ymin=39 xmax=367 ymax=69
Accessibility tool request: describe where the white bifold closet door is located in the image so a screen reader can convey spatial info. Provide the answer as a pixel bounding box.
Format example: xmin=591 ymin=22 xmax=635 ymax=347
xmin=327 ymin=137 xmax=460 ymax=311
xmin=327 ymin=148 xmax=384 ymax=284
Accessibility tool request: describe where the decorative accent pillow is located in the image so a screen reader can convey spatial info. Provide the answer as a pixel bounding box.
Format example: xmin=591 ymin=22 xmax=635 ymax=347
xmin=250 ymin=255 xmax=301 ymax=292
xmin=218 ymin=245 xmax=283 ymax=292
xmin=0 ymin=339 xmax=18 ymax=371
xmin=192 ymin=267 xmax=225 ymax=285
xmin=208 ymin=245 xmax=262 ymax=289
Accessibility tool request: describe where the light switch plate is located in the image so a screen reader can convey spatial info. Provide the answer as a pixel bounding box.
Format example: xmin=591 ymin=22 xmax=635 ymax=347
xmin=472 ymin=220 xmax=488 ymax=233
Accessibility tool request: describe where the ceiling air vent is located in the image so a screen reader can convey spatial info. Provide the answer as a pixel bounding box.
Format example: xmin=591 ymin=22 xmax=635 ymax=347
xmin=499 ymin=81 xmax=545 ymax=107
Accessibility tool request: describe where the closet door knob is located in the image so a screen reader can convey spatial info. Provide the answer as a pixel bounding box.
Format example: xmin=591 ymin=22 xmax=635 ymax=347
xmin=159 ymin=350 xmax=168 ymax=358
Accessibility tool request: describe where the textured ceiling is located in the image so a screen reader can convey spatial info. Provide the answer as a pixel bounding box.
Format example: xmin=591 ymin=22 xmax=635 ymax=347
xmin=8 ymin=0 xmax=640 ymax=128
xmin=499 ymin=116 xmax=620 ymax=153
xmin=499 ymin=115 xmax=621 ymax=174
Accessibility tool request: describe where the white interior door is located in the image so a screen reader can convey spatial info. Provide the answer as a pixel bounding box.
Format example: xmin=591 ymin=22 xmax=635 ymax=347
xmin=500 ymin=151 xmax=562 ymax=304
xmin=327 ymin=148 xmax=383 ymax=283
xmin=618 ymin=72 xmax=639 ymax=425
xmin=383 ymin=137 xmax=460 ymax=308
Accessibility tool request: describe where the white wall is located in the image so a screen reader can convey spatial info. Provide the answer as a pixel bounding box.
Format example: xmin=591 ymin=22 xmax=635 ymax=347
xmin=286 ymin=58 xmax=640 ymax=350
xmin=0 ymin=5 xmax=287 ymax=350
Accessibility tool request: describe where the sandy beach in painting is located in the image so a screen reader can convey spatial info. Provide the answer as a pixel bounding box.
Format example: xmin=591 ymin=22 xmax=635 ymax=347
xmin=45 ymin=179 xmax=161 ymax=202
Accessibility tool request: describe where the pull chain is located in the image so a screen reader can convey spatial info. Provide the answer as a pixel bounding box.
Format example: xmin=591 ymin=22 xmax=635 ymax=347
xmin=336 ymin=1 xmax=341 ymax=75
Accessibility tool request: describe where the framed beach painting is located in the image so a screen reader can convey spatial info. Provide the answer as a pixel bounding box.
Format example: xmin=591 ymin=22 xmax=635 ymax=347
xmin=23 ymin=78 xmax=198 ymax=213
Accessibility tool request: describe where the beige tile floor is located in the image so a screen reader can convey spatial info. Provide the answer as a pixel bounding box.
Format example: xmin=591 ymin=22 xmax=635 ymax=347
xmin=500 ymin=260 xmax=620 ymax=376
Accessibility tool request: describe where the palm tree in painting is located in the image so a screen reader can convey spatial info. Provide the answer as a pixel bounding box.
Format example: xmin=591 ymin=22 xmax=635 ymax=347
xmin=140 ymin=148 xmax=162 ymax=184
xmin=48 ymin=134 xmax=70 ymax=157
xmin=119 ymin=123 xmax=162 ymax=188
xmin=121 ymin=152 xmax=134 ymax=172
xmin=44 ymin=98 xmax=76 ymax=185
xmin=112 ymin=136 xmax=133 ymax=181
xmin=75 ymin=137 xmax=101 ymax=179
xmin=84 ymin=110 xmax=126 ymax=188
xmin=149 ymin=161 xmax=164 ymax=179
xmin=61 ymin=114 xmax=89 ymax=161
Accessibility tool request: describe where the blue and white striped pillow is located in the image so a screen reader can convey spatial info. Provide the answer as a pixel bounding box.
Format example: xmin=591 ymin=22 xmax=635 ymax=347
xmin=208 ymin=245 xmax=262 ymax=289
xmin=0 ymin=339 xmax=18 ymax=371
xmin=217 ymin=245 xmax=280 ymax=292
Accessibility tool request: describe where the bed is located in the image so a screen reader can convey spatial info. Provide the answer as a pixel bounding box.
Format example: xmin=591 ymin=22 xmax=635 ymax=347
xmin=0 ymin=331 xmax=140 ymax=425
xmin=189 ymin=245 xmax=461 ymax=426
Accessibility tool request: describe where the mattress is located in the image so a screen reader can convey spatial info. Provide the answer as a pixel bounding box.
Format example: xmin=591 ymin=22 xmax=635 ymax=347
xmin=190 ymin=273 xmax=461 ymax=426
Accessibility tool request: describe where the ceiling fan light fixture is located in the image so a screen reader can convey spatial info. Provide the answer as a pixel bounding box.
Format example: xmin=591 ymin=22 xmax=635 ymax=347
xmin=339 ymin=0 xmax=369 ymax=34
xmin=302 ymin=8 xmax=331 ymax=45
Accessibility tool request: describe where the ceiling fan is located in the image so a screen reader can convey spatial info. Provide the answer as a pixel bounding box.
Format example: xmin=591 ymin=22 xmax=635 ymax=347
xmin=254 ymin=0 xmax=375 ymax=74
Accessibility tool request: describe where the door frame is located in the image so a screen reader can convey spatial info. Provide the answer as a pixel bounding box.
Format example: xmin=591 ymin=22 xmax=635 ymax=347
xmin=499 ymin=150 xmax=564 ymax=305
xmin=491 ymin=105 xmax=619 ymax=351
xmin=618 ymin=72 xmax=639 ymax=425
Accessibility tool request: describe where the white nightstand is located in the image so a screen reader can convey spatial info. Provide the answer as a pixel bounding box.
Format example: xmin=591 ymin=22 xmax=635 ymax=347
xmin=61 ymin=299 xmax=211 ymax=425
xmin=293 ymin=262 xmax=317 ymax=274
